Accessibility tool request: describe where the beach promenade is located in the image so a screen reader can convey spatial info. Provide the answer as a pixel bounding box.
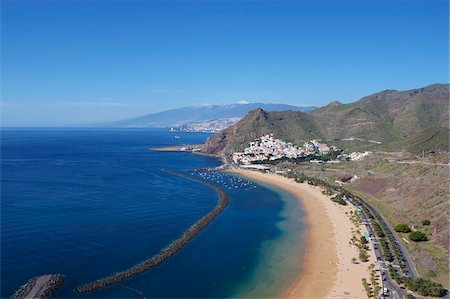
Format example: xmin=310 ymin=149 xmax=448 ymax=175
xmin=230 ymin=168 xmax=378 ymax=299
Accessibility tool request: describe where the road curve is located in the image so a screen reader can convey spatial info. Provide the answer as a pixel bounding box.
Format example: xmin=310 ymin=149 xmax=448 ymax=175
xmin=76 ymin=169 xmax=228 ymax=293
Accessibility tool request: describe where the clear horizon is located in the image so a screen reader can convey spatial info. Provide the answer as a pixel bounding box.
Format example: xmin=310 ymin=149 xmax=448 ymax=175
xmin=2 ymin=0 xmax=449 ymax=126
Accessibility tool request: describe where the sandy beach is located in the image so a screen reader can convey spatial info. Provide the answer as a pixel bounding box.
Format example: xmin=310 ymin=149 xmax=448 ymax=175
xmin=229 ymin=168 xmax=378 ymax=299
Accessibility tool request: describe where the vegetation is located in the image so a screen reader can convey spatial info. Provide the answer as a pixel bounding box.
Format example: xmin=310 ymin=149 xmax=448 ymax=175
xmin=388 ymin=265 xmax=445 ymax=296
xmin=371 ymin=222 xmax=385 ymax=238
xmin=362 ymin=278 xmax=371 ymax=298
xmin=359 ymin=249 xmax=368 ymax=262
xmin=369 ymin=264 xmax=380 ymax=298
xmin=360 ymin=236 xmax=368 ymax=244
xmin=394 ymin=223 xmax=411 ymax=233
xmin=251 ymin=149 xmax=345 ymax=165
xmin=361 ymin=264 xmax=381 ymax=299
xmin=287 ymin=172 xmax=348 ymax=206
xmin=409 ymin=230 xmax=428 ymax=242
xmin=331 ymin=193 xmax=348 ymax=205
xmin=421 ymin=219 xmax=431 ymax=226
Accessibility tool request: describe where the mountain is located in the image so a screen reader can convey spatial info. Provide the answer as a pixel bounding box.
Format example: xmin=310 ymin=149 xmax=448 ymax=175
xmin=310 ymin=83 xmax=449 ymax=144
xmin=204 ymin=109 xmax=323 ymax=154
xmin=204 ymin=83 xmax=449 ymax=154
xmin=101 ymin=103 xmax=316 ymax=128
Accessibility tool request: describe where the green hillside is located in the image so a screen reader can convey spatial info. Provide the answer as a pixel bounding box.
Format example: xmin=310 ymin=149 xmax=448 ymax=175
xmin=204 ymin=109 xmax=323 ymax=154
xmin=405 ymin=126 xmax=449 ymax=154
xmin=204 ymin=83 xmax=449 ymax=154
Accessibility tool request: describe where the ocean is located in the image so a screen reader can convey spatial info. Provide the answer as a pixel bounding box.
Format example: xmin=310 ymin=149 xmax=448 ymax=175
xmin=1 ymin=128 xmax=307 ymax=298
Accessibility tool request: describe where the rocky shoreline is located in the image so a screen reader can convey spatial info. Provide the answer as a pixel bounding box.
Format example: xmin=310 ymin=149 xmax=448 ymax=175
xmin=12 ymin=274 xmax=65 ymax=299
xmin=76 ymin=169 xmax=229 ymax=293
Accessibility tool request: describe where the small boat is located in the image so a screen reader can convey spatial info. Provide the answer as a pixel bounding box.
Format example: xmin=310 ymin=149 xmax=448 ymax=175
xmin=174 ymin=135 xmax=181 ymax=139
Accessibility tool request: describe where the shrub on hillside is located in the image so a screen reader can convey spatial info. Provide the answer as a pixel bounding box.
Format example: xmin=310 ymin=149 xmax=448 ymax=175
xmin=421 ymin=219 xmax=431 ymax=226
xmin=409 ymin=230 xmax=428 ymax=242
xmin=394 ymin=223 xmax=411 ymax=233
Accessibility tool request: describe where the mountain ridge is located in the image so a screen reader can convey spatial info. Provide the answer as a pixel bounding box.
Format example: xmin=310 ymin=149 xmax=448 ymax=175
xmin=204 ymin=83 xmax=449 ymax=154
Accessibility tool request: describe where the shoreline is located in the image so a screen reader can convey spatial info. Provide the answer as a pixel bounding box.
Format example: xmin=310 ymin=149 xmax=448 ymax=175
xmin=229 ymin=168 xmax=376 ymax=299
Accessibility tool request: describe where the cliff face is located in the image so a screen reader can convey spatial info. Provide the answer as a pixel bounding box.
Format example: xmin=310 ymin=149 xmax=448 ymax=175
xmin=203 ymin=83 xmax=449 ymax=155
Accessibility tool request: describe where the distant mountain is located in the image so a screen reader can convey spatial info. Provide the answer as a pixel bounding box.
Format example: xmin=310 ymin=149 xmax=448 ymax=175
xmin=204 ymin=83 xmax=449 ymax=154
xmin=101 ymin=103 xmax=316 ymax=128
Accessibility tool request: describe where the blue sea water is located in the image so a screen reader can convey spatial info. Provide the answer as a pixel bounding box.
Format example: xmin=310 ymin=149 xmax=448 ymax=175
xmin=1 ymin=129 xmax=306 ymax=298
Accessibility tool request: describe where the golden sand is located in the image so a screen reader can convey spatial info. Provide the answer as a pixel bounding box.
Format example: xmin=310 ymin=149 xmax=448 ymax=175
xmin=229 ymin=168 xmax=378 ymax=299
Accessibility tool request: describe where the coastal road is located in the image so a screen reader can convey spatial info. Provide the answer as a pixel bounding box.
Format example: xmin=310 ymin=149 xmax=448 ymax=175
xmin=362 ymin=220 xmax=418 ymax=299
xmin=353 ymin=200 xmax=422 ymax=299
xmin=358 ymin=198 xmax=418 ymax=278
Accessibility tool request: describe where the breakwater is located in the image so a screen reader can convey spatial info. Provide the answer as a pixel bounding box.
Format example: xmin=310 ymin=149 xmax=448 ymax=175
xmin=13 ymin=274 xmax=65 ymax=299
xmin=76 ymin=169 xmax=229 ymax=293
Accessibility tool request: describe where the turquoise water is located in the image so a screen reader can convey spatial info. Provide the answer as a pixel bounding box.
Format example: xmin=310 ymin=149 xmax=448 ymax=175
xmin=1 ymin=129 xmax=306 ymax=298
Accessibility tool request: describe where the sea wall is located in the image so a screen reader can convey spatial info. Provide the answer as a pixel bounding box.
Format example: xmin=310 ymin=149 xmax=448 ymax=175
xmin=76 ymin=169 xmax=228 ymax=293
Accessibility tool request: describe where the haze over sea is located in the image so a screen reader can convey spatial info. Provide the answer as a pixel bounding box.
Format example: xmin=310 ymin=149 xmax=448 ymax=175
xmin=1 ymin=129 xmax=306 ymax=298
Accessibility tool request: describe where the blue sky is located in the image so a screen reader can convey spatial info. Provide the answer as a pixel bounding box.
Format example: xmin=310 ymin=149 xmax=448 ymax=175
xmin=1 ymin=0 xmax=448 ymax=126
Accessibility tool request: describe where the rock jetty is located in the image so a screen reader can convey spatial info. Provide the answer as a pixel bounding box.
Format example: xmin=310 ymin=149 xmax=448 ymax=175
xmin=12 ymin=274 xmax=65 ymax=299
xmin=76 ymin=169 xmax=229 ymax=293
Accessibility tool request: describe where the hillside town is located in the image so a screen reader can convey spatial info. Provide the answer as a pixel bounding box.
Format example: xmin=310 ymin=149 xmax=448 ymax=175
xmin=170 ymin=118 xmax=240 ymax=133
xmin=232 ymin=134 xmax=370 ymax=165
